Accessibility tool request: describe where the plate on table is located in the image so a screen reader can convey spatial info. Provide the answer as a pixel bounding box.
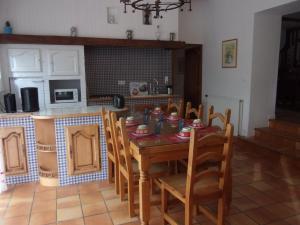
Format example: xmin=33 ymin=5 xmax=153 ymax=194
xmin=167 ymin=116 xmax=180 ymax=121
xmin=189 ymin=124 xmax=206 ymax=129
xmin=152 ymin=111 xmax=163 ymax=115
xmin=125 ymin=121 xmax=139 ymax=127
xmin=175 ymin=133 xmax=191 ymax=140
xmin=131 ymin=132 xmax=153 ymax=137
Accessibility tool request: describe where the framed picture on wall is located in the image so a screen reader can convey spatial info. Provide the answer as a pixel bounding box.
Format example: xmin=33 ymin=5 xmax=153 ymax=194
xmin=222 ymin=39 xmax=238 ymax=68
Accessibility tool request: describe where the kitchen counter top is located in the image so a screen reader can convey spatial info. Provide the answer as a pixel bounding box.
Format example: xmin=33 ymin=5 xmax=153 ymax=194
xmin=88 ymin=94 xmax=181 ymax=102
xmin=0 ymin=105 xmax=128 ymax=119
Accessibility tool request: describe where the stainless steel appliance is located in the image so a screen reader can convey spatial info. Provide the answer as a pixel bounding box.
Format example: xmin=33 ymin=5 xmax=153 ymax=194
xmin=54 ymin=89 xmax=78 ymax=103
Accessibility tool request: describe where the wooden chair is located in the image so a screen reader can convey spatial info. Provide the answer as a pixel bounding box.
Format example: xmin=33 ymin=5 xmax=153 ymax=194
xmin=101 ymin=108 xmax=119 ymax=195
xmin=110 ymin=113 xmax=169 ymax=217
xmin=208 ymin=106 xmax=231 ymax=130
xmin=133 ymin=104 xmax=154 ymax=112
xmin=167 ymin=98 xmax=184 ymax=117
xmin=159 ymin=124 xmax=234 ymax=225
xmin=185 ymin=102 xmax=203 ymax=120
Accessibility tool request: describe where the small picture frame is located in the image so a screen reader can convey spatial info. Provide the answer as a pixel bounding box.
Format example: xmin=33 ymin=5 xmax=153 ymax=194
xmin=222 ymin=39 xmax=238 ymax=68
xmin=107 ymin=7 xmax=119 ymax=24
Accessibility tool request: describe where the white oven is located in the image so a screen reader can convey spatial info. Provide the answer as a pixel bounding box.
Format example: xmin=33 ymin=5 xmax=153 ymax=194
xmin=54 ymin=89 xmax=78 ymax=103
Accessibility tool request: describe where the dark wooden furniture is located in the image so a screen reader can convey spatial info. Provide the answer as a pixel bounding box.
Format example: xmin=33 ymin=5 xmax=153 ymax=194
xmin=0 ymin=34 xmax=185 ymax=49
xmin=184 ymin=46 xmax=202 ymax=107
xmin=134 ymin=104 xmax=154 ymax=112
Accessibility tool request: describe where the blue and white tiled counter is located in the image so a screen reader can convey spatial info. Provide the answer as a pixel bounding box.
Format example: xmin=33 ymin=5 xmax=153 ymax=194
xmin=0 ymin=105 xmax=126 ymax=186
xmin=55 ymin=115 xmax=107 ymax=186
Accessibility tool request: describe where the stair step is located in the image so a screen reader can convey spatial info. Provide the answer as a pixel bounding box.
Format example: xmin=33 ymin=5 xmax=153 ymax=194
xmin=238 ymin=136 xmax=300 ymax=158
xmin=239 ymin=136 xmax=288 ymax=154
xmin=254 ymin=127 xmax=300 ymax=158
xmin=255 ymin=127 xmax=300 ymax=141
xmin=269 ymin=119 xmax=300 ymax=135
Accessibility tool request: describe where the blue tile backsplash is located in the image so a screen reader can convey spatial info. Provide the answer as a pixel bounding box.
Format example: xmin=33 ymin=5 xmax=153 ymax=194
xmin=85 ymin=46 xmax=172 ymax=97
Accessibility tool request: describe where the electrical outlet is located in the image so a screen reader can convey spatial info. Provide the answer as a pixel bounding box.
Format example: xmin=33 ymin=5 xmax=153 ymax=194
xmin=164 ymin=76 xmax=168 ymax=85
xmin=118 ymin=80 xmax=126 ymax=85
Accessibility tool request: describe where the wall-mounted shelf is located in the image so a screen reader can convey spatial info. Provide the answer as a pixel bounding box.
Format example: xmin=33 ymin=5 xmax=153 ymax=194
xmin=0 ymin=34 xmax=186 ymax=49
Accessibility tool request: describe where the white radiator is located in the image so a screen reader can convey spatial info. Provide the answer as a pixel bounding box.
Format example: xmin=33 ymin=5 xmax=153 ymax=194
xmin=204 ymin=95 xmax=244 ymax=136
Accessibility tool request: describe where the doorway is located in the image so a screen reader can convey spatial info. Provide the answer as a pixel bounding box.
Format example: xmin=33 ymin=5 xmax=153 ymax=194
xmin=184 ymin=45 xmax=202 ymax=107
xmin=276 ymin=13 xmax=300 ymax=122
xmin=172 ymin=45 xmax=202 ymax=108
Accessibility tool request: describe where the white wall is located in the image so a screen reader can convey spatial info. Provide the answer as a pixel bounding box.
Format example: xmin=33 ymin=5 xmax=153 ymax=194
xmin=179 ymin=0 xmax=298 ymax=136
xmin=248 ymin=12 xmax=282 ymax=134
xmin=0 ymin=0 xmax=178 ymax=40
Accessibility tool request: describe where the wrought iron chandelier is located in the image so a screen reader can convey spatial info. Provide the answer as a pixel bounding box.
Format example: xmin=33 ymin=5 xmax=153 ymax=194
xmin=120 ymin=0 xmax=192 ymax=19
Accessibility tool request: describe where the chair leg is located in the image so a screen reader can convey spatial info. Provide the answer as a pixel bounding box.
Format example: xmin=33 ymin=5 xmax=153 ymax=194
xmin=108 ymin=159 xmax=113 ymax=183
xmin=217 ymin=198 xmax=225 ymax=225
xmin=184 ymin=203 xmax=193 ymax=225
xmin=161 ymin=185 xmax=168 ymax=225
xmin=119 ymin=172 xmax=125 ymax=201
xmin=128 ymin=179 xmax=135 ymax=217
xmin=224 ymin=169 xmax=232 ymax=215
xmin=114 ymin=163 xmax=120 ymax=195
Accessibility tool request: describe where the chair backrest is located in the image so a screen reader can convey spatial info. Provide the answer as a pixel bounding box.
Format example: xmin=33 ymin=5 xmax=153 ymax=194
xmin=101 ymin=108 xmax=117 ymax=161
xmin=110 ymin=113 xmax=133 ymax=178
xmin=134 ymin=104 xmax=154 ymax=112
xmin=185 ymin=102 xmax=204 ymax=120
xmin=185 ymin=124 xmax=234 ymax=201
xmin=208 ymin=105 xmax=231 ymax=130
xmin=167 ymin=98 xmax=184 ymax=117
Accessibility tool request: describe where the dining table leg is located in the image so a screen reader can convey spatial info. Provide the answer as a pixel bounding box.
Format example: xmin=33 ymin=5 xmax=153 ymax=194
xmin=139 ymin=158 xmax=150 ymax=225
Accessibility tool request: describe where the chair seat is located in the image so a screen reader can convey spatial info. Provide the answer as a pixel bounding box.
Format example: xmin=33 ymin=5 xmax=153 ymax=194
xmin=159 ymin=173 xmax=222 ymax=202
xmin=132 ymin=160 xmax=169 ymax=176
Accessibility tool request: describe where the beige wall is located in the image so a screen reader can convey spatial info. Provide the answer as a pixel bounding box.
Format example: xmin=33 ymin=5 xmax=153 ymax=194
xmin=179 ymin=0 xmax=299 ymax=136
xmin=0 ymin=0 xmax=178 ymax=40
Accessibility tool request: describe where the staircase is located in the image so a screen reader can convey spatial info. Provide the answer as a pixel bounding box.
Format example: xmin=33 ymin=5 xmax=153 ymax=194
xmin=241 ymin=119 xmax=300 ymax=158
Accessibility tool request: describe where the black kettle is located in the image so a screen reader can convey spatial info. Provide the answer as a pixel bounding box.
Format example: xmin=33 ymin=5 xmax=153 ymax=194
xmin=112 ymin=95 xmax=125 ymax=109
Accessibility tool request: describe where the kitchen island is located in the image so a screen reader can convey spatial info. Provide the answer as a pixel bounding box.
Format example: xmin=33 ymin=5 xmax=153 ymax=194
xmin=0 ymin=105 xmax=128 ymax=186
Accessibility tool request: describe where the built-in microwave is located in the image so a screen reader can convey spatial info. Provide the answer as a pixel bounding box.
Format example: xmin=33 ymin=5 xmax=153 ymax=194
xmin=54 ymin=89 xmax=78 ymax=103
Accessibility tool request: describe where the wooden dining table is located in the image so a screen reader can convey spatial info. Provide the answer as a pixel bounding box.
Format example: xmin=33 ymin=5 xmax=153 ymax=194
xmin=126 ymin=113 xmax=227 ymax=225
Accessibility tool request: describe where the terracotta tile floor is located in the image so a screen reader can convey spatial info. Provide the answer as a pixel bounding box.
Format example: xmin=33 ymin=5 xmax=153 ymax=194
xmin=0 ymin=140 xmax=300 ymax=225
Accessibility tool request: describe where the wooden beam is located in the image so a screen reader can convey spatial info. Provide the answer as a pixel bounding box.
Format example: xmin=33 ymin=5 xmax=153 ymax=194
xmin=0 ymin=34 xmax=186 ymax=49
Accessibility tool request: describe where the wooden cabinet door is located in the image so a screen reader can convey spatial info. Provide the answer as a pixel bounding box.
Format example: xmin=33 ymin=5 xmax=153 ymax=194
xmin=65 ymin=124 xmax=100 ymax=175
xmin=0 ymin=127 xmax=28 ymax=175
xmin=8 ymin=48 xmax=41 ymax=73
xmin=48 ymin=50 xmax=79 ymax=76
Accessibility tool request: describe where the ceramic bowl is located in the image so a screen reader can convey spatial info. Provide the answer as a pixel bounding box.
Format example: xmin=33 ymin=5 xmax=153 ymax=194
xmin=170 ymin=112 xmax=178 ymax=119
xmin=136 ymin=125 xmax=149 ymax=134
xmin=154 ymin=107 xmax=161 ymax=112
xmin=180 ymin=127 xmax=191 ymax=137
xmin=193 ymin=119 xmax=201 ymax=124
